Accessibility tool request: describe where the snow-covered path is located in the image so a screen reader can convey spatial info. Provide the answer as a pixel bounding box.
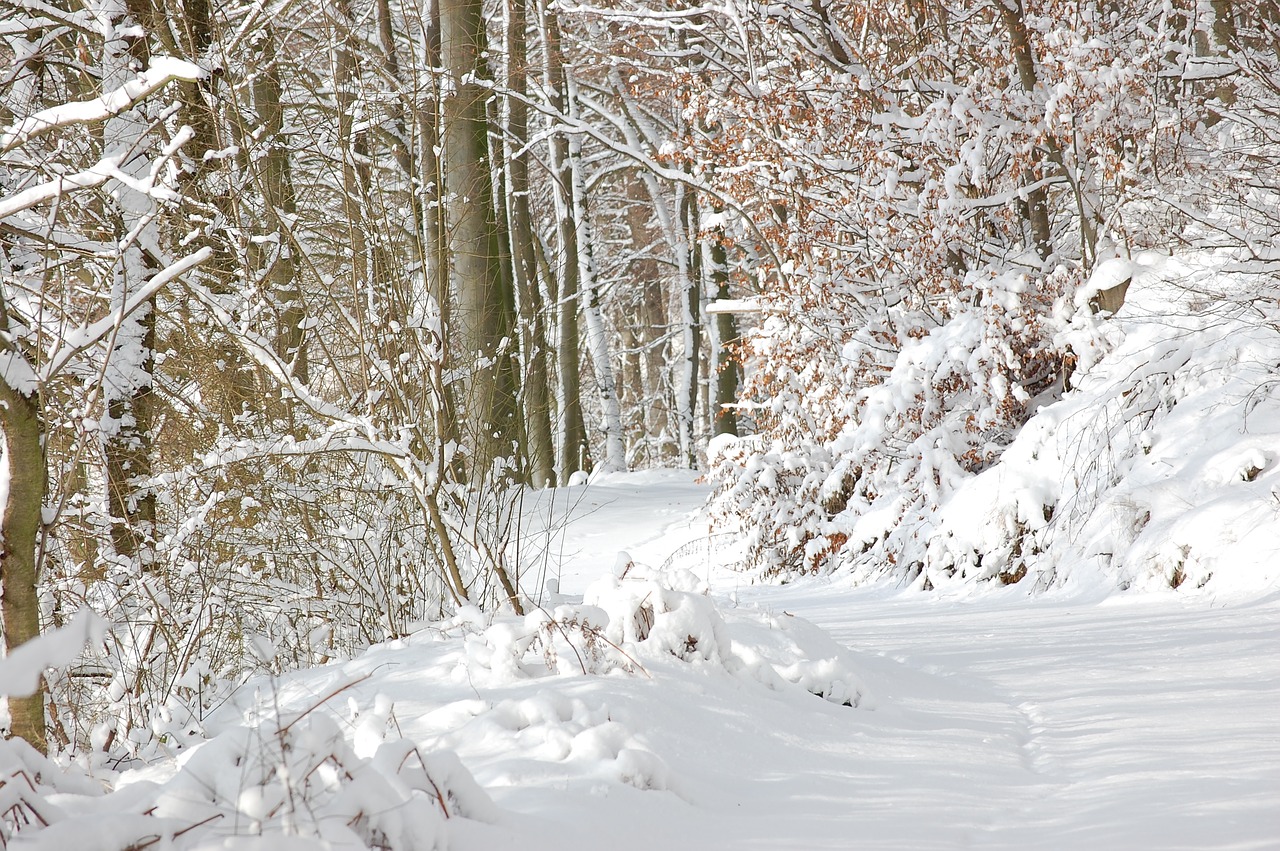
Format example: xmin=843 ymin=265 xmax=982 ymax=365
xmin=729 ymin=584 xmax=1280 ymax=849
xmin=150 ymin=471 xmax=1278 ymax=851
xmin=520 ymin=472 xmax=1280 ymax=850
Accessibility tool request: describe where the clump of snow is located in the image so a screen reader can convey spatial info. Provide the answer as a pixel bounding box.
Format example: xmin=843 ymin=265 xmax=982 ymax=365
xmin=0 ymin=736 xmax=105 ymax=839
xmin=433 ymin=691 xmax=672 ymax=792
xmin=3 ymin=704 xmax=493 ymax=850
xmin=0 ymin=611 xmax=106 ymax=699
xmin=455 ymin=563 xmax=871 ymax=709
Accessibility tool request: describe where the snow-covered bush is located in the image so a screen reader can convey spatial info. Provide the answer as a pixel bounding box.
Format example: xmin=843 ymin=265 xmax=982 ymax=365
xmin=926 ymin=253 xmax=1280 ymax=594
xmin=702 ymin=3 xmax=1280 ymax=593
xmin=42 ymin=450 xmax=450 ymax=762
xmin=41 ymin=425 xmax=535 ymax=763
xmin=712 ymin=269 xmax=1065 ymax=581
xmin=456 ymin=563 xmax=870 ymax=708
xmin=717 ymin=247 xmax=1280 ymax=595
xmin=3 ymin=700 xmax=494 ymax=850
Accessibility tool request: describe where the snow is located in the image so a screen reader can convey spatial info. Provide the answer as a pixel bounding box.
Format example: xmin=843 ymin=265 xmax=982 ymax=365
xmin=0 ymin=154 xmax=122 ymax=219
xmin=0 ymin=610 xmax=107 ymax=698
xmin=706 ymin=298 xmax=764 ymax=314
xmin=0 ymin=58 xmax=203 ymax=154
xmin=7 ymin=469 xmax=1277 ymax=849
xmin=931 ymin=251 xmax=1280 ymax=594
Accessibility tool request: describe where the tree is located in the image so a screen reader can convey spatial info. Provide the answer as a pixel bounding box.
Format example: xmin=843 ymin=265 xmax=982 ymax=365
xmin=503 ymin=0 xmax=556 ymax=487
xmin=695 ymin=0 xmax=1199 ymax=578
xmin=440 ymin=0 xmax=519 ymax=484
xmin=1 ymin=0 xmax=210 ymax=748
xmin=0 ymin=291 xmax=46 ymax=750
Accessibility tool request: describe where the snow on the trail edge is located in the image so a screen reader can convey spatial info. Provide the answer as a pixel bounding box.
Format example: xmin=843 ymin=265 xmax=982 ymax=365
xmin=1 ymin=562 xmax=868 ymax=849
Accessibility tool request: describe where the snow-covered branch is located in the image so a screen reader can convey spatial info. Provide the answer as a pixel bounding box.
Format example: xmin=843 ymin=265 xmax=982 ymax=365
xmin=0 ymin=57 xmax=203 ymax=154
xmin=0 ymin=610 xmax=106 ymax=698
xmin=0 ymin=155 xmax=122 ymax=219
xmin=42 ymin=247 xmax=213 ymax=382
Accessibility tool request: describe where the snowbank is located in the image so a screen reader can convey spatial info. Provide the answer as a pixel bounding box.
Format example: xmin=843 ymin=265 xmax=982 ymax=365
xmin=931 ymin=251 xmax=1280 ymax=595
xmin=713 ymin=250 xmax=1280 ymax=597
xmin=3 ymin=562 xmax=868 ymax=850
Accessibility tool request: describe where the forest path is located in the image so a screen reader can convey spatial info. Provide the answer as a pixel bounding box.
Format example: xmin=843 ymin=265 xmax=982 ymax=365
xmin=537 ymin=472 xmax=1280 ymax=849
xmin=227 ymin=473 xmax=1280 ymax=850
xmin=724 ymin=581 xmax=1280 ymax=849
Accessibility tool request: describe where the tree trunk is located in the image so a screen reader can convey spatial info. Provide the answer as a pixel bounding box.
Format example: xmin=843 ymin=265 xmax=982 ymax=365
xmin=999 ymin=0 xmax=1054 ymax=264
xmin=172 ymin=0 xmax=260 ymax=420
xmin=334 ymin=0 xmax=370 ymax=300
xmin=564 ymin=105 xmax=625 ymax=474
xmin=0 ymin=293 xmax=47 ymax=752
xmin=250 ymin=25 xmax=307 ymax=385
xmin=506 ymin=0 xmax=555 ymax=487
xmin=677 ymin=185 xmax=702 ymax=467
xmin=542 ymin=0 xmax=589 ymax=482
xmin=708 ymin=228 xmax=739 ymax=437
xmin=104 ymin=303 xmax=157 ymax=564
xmin=441 ymin=0 xmax=518 ymax=480
xmin=620 ymin=178 xmax=668 ymax=464
xmin=103 ymin=0 xmax=159 ymax=566
xmin=420 ymin=0 xmax=465 ymax=470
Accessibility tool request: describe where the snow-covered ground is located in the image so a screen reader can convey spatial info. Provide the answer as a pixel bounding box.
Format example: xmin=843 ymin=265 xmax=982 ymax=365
xmin=8 ymin=470 xmax=1278 ymax=849
xmin=513 ymin=471 xmax=1280 ymax=850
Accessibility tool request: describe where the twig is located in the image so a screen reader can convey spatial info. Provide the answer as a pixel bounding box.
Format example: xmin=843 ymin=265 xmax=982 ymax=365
xmin=278 ymin=672 xmax=374 ymax=737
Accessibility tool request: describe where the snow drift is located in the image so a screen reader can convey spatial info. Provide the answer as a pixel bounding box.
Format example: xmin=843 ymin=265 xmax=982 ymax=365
xmin=932 ymin=251 xmax=1280 ymax=595
xmin=713 ymin=251 xmax=1280 ymax=596
xmin=1 ymin=564 xmax=868 ymax=849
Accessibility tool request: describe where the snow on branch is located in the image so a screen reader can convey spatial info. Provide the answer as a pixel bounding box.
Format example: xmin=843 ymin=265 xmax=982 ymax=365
xmin=0 ymin=610 xmax=107 ymax=698
xmin=706 ymin=298 xmax=764 ymax=315
xmin=0 ymin=0 xmax=96 ymax=37
xmin=42 ymin=247 xmax=213 ymax=382
xmin=0 ymin=155 xmax=122 ymax=219
xmin=0 ymin=57 xmax=204 ymax=154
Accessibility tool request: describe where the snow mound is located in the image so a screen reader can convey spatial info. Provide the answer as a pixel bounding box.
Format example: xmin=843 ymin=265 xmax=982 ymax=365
xmin=458 ymin=564 xmax=871 ymax=708
xmin=932 ymin=251 xmax=1280 ymax=595
xmin=408 ymin=562 xmax=872 ymax=803
xmin=4 ymin=708 xmax=494 ymax=850
xmin=434 ymin=692 xmax=671 ymax=791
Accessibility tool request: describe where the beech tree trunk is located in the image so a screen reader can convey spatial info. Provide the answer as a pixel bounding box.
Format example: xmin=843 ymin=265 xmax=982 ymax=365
xmin=677 ymin=185 xmax=702 ymax=467
xmin=441 ymin=0 xmax=518 ymax=480
xmin=542 ymin=0 xmax=590 ymax=482
xmin=0 ymin=293 xmax=46 ymax=752
xmin=507 ymin=0 xmax=556 ymax=487
xmin=103 ymin=0 xmax=159 ymax=566
xmin=251 ymin=26 xmax=307 ymax=385
xmin=708 ymin=230 xmax=739 ymax=437
xmin=999 ymin=0 xmax=1054 ymax=265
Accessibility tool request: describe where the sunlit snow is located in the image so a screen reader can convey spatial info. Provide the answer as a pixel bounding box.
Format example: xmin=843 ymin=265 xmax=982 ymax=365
xmin=6 ymin=470 xmax=1275 ymax=850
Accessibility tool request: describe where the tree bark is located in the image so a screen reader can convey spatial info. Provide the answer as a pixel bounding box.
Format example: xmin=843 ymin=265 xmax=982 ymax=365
xmin=441 ymin=0 xmax=518 ymax=480
xmin=420 ymin=0 xmax=465 ymax=470
xmin=542 ymin=0 xmax=590 ymax=482
xmin=507 ymin=0 xmax=555 ymax=487
xmin=103 ymin=0 xmax=160 ymax=565
xmin=677 ymin=185 xmax=702 ymax=467
xmin=250 ymin=26 xmax=307 ymax=385
xmin=0 ymin=291 xmax=47 ymax=752
xmin=708 ymin=228 xmax=739 ymax=437
xmin=999 ymin=0 xmax=1054 ymax=264
xmin=565 ymin=114 xmax=625 ymax=474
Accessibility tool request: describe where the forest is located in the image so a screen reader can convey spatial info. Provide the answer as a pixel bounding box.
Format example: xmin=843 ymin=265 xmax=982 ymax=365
xmin=2 ymin=1 xmax=1279 ymax=847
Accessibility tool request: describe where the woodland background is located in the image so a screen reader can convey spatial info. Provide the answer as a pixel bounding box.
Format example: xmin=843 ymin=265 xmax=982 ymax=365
xmin=2 ymin=0 xmax=1278 ymax=764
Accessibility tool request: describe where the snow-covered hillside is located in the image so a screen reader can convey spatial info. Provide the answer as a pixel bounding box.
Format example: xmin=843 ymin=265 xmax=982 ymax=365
xmin=713 ymin=251 xmax=1280 ymax=599
xmin=5 ymin=470 xmax=1277 ymax=850
xmin=931 ymin=251 xmax=1280 ymax=595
